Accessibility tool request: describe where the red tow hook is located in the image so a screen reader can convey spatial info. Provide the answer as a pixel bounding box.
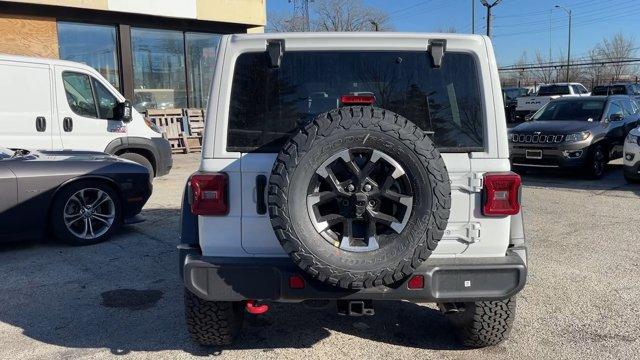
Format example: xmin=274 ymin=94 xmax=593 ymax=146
xmin=245 ymin=300 xmax=269 ymax=315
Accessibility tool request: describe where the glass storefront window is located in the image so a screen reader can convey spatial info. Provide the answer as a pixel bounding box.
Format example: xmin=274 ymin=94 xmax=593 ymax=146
xmin=131 ymin=28 xmax=187 ymax=113
xmin=186 ymin=32 xmax=221 ymax=109
xmin=58 ymin=22 xmax=120 ymax=89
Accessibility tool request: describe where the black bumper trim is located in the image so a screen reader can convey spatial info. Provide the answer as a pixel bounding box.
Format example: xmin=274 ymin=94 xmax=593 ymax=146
xmin=181 ymin=250 xmax=527 ymax=303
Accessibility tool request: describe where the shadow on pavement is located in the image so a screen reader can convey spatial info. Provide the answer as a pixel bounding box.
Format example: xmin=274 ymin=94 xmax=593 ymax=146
xmin=0 ymin=206 xmax=468 ymax=357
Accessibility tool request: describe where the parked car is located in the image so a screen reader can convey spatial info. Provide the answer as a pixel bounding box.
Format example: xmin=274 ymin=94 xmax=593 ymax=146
xmin=178 ymin=33 xmax=527 ymax=348
xmin=509 ymin=95 xmax=640 ymax=178
xmin=0 ymin=147 xmax=151 ymax=245
xmin=503 ymin=87 xmax=532 ymax=123
xmin=514 ymin=82 xmax=590 ymax=122
xmin=0 ymin=54 xmax=172 ymax=177
xmin=592 ymin=83 xmax=640 ymax=101
xmin=623 ymin=127 xmax=640 ymax=183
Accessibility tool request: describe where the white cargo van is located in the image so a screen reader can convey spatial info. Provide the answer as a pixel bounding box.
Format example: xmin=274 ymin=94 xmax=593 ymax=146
xmin=0 ymin=54 xmax=172 ymax=177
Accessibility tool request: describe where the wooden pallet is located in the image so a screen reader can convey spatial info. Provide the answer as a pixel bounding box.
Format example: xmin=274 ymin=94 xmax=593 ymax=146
xmin=184 ymin=108 xmax=204 ymax=151
xmin=147 ymin=109 xmax=201 ymax=154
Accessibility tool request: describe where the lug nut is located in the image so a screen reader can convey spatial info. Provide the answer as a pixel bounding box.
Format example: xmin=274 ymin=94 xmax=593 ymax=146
xmin=368 ymin=200 xmax=376 ymax=207
xmin=363 ymin=184 xmax=372 ymax=192
xmin=346 ymin=184 xmax=355 ymax=192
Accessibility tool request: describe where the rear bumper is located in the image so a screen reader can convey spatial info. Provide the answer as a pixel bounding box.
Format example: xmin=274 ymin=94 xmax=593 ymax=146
xmin=179 ymin=246 xmax=527 ymax=303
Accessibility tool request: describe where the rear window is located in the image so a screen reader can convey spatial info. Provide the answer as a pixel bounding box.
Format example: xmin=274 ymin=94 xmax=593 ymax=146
xmin=227 ymin=51 xmax=484 ymax=153
xmin=537 ymin=85 xmax=570 ymax=96
xmin=592 ymin=85 xmax=628 ymax=95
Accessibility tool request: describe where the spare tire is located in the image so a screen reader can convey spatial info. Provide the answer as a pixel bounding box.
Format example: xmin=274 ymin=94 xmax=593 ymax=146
xmin=268 ymin=106 xmax=451 ymax=289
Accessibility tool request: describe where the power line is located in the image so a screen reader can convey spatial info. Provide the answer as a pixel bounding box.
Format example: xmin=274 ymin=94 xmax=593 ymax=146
xmin=498 ymin=58 xmax=640 ymax=72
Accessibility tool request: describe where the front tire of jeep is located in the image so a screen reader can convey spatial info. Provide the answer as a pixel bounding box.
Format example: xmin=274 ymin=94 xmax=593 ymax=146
xmin=184 ymin=289 xmax=244 ymax=346
xmin=440 ymin=297 xmax=516 ymax=348
xmin=585 ymin=144 xmax=606 ymax=179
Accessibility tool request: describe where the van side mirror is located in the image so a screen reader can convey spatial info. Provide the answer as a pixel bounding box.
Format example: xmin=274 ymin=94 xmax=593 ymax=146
xmin=115 ymin=100 xmax=133 ymax=123
xmin=610 ymin=113 xmax=623 ymax=122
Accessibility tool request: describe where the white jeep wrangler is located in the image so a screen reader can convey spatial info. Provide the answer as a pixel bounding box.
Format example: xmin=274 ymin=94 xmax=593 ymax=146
xmin=178 ymin=32 xmax=527 ymax=348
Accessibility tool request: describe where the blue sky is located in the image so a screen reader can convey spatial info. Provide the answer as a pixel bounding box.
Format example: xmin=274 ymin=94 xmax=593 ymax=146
xmin=266 ymin=0 xmax=640 ymax=66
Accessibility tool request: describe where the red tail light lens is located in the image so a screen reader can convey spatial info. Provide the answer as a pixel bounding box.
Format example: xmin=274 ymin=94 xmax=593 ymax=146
xmin=482 ymin=172 xmax=521 ymax=216
xmin=190 ymin=173 xmax=229 ymax=215
xmin=288 ymin=275 xmax=305 ymax=289
xmin=407 ymin=275 xmax=425 ymax=290
xmin=339 ymin=94 xmax=375 ymax=105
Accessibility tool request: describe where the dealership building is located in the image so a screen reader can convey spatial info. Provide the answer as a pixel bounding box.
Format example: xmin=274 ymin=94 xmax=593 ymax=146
xmin=0 ymin=0 xmax=266 ymax=112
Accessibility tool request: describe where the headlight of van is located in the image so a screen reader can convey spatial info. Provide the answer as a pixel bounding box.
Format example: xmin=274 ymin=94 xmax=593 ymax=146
xmin=626 ymin=133 xmax=640 ymax=145
xmin=565 ymin=131 xmax=590 ymax=142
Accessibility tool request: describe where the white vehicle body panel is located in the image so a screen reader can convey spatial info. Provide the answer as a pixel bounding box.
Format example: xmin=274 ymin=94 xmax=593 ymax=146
xmin=198 ymin=32 xmax=513 ymax=259
xmin=624 ymin=127 xmax=640 ymax=173
xmin=0 ymin=54 xmax=159 ymax=153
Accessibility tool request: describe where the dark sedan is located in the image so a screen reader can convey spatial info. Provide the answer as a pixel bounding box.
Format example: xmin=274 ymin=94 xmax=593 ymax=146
xmin=0 ymin=148 xmax=152 ymax=245
xmin=509 ymin=95 xmax=640 ymax=178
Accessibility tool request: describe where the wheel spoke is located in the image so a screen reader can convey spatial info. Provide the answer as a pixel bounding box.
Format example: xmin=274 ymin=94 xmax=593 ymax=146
xmin=81 ymin=218 xmax=89 ymax=238
xmin=91 ymin=214 xmax=112 ymax=226
xmin=368 ymin=209 xmax=398 ymax=226
xmin=382 ymin=190 xmax=413 ymax=206
xmin=307 ymin=191 xmax=338 ymax=206
xmin=315 ymin=213 xmax=345 ymax=232
xmin=87 ymin=218 xmax=95 ymax=238
xmin=90 ymin=190 xmax=109 ymax=208
xmin=73 ymin=190 xmax=86 ymax=206
xmin=64 ymin=214 xmax=83 ymax=226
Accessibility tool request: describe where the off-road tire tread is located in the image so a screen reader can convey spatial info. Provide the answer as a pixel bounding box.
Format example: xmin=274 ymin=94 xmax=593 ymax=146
xmin=268 ymin=106 xmax=451 ymax=289
xmin=184 ymin=289 xmax=244 ymax=346
xmin=446 ymin=297 xmax=516 ymax=348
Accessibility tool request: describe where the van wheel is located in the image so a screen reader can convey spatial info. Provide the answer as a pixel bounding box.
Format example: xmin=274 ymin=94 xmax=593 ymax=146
xmin=119 ymin=152 xmax=154 ymax=177
xmin=50 ymin=180 xmax=122 ymax=246
xmin=440 ymin=297 xmax=516 ymax=348
xmin=184 ymin=289 xmax=244 ymax=346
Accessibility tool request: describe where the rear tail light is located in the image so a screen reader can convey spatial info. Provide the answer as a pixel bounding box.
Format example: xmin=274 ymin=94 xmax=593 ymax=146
xmin=482 ymin=172 xmax=521 ymax=216
xmin=339 ymin=94 xmax=375 ymax=106
xmin=190 ymin=173 xmax=229 ymax=215
xmin=407 ymin=275 xmax=425 ymax=290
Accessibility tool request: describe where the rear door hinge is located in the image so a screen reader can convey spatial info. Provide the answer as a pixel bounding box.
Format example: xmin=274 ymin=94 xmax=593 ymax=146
xmin=451 ymin=172 xmax=483 ymax=193
xmin=428 ymin=39 xmax=447 ymax=68
xmin=443 ymin=222 xmax=481 ymax=244
xmin=267 ymin=39 xmax=285 ymax=68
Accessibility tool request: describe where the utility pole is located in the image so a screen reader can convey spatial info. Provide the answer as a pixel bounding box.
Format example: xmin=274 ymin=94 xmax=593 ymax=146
xmin=480 ymin=0 xmax=502 ymax=38
xmin=555 ymin=5 xmax=572 ymax=82
xmin=471 ymin=0 xmax=475 ymax=34
xmin=370 ymin=20 xmax=380 ymax=31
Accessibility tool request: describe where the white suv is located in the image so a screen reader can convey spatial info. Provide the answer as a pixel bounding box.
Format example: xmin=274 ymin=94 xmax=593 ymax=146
xmin=624 ymin=126 xmax=640 ymax=183
xmin=178 ymin=32 xmax=527 ymax=348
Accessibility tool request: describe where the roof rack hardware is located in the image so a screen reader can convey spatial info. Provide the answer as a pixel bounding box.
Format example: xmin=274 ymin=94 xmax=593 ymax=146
xmin=428 ymin=39 xmax=447 ymax=68
xmin=267 ymin=39 xmax=285 ymax=69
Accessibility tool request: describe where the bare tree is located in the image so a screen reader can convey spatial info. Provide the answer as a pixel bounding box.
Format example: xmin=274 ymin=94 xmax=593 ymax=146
xmin=530 ymin=50 xmax=555 ymax=84
xmin=267 ymin=12 xmax=307 ymax=32
xmin=268 ymin=0 xmax=392 ymax=32
xmin=594 ymin=32 xmax=637 ymax=82
xmin=314 ymin=0 xmax=392 ymax=31
xmin=435 ymin=26 xmax=458 ymax=33
xmin=582 ymin=47 xmax=608 ymax=87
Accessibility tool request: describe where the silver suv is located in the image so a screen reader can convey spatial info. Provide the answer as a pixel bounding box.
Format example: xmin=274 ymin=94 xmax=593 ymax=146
xmin=178 ymin=32 xmax=527 ymax=348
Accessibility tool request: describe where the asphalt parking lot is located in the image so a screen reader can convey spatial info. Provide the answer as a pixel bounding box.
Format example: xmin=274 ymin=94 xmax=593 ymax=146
xmin=1 ymin=154 xmax=639 ymax=360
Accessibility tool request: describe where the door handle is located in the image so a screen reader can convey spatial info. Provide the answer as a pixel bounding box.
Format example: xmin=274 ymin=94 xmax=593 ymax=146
xmin=35 ymin=116 xmax=46 ymax=132
xmin=63 ymin=117 xmax=73 ymax=132
xmin=255 ymin=175 xmax=267 ymax=215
